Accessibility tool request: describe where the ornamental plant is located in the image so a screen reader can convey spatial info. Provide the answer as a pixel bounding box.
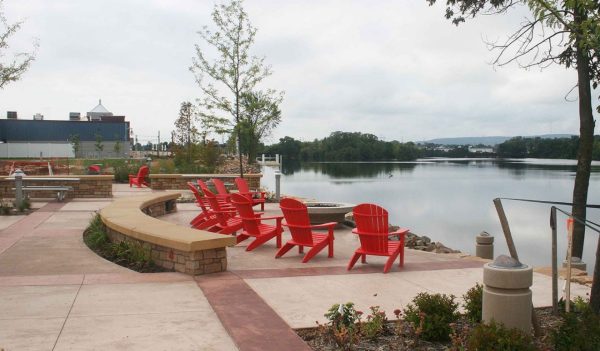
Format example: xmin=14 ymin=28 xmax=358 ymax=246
xmin=403 ymin=292 xmax=459 ymax=341
xmin=462 ymin=283 xmax=483 ymax=323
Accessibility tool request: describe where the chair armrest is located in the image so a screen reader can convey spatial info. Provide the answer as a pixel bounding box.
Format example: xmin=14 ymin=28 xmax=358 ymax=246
xmin=390 ymin=228 xmax=410 ymax=236
xmin=310 ymin=222 xmax=337 ymax=229
xmin=260 ymin=215 xmax=284 ymax=221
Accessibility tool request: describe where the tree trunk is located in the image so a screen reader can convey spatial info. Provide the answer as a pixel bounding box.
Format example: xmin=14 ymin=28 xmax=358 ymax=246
xmin=571 ymin=16 xmax=595 ymax=261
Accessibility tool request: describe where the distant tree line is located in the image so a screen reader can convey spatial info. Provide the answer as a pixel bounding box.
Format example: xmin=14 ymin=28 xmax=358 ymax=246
xmin=263 ymin=132 xmax=421 ymax=162
xmin=496 ymin=136 xmax=600 ymax=160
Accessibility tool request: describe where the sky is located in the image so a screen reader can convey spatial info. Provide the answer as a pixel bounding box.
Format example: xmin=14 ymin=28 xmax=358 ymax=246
xmin=0 ymin=0 xmax=594 ymax=145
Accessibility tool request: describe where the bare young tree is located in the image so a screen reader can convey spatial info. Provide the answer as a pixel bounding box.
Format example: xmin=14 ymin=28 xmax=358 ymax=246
xmin=173 ymin=101 xmax=199 ymax=163
xmin=426 ymin=0 xmax=600 ymax=311
xmin=190 ymin=0 xmax=280 ymax=177
xmin=0 ymin=0 xmax=37 ymax=89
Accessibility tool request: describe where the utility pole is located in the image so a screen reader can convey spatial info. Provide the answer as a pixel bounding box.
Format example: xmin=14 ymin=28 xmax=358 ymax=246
xmin=157 ymin=131 xmax=160 ymax=159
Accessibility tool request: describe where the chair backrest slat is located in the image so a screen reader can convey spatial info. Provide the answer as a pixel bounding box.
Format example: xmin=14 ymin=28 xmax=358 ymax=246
xmin=279 ymin=198 xmax=314 ymax=245
xmin=203 ymin=188 xmax=232 ymax=226
xmin=211 ymin=178 xmax=229 ymax=196
xmin=137 ymin=165 xmax=149 ymax=179
xmin=353 ymin=203 xmax=389 ymax=254
xmin=230 ymin=193 xmax=261 ymax=235
xmin=235 ymin=177 xmax=250 ymax=193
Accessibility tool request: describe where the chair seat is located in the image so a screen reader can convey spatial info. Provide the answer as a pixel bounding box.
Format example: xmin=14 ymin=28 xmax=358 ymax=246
xmin=354 ymin=241 xmax=401 ymax=256
xmin=287 ymin=233 xmax=328 ymax=247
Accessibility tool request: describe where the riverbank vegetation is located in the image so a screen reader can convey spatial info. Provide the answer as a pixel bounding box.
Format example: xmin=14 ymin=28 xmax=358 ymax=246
xmin=264 ymin=132 xmax=421 ymax=162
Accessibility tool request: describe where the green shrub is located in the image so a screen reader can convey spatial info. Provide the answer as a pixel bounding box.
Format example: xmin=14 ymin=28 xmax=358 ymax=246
xmin=463 ymin=283 xmax=483 ymax=323
xmin=83 ymin=214 xmax=109 ymax=249
xmin=553 ymin=298 xmax=600 ymax=351
xmin=403 ymin=292 xmax=459 ymax=342
xmin=361 ymin=305 xmax=387 ymax=340
xmin=467 ymin=320 xmax=535 ymax=351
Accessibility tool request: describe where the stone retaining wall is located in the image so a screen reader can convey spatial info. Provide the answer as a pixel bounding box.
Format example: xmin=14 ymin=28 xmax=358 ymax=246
xmin=100 ymin=193 xmax=235 ymax=275
xmin=149 ymin=174 xmax=261 ymax=191
xmin=0 ymin=175 xmax=113 ymax=199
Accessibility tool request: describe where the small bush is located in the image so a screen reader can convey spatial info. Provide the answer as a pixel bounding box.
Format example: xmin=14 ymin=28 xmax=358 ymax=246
xmin=467 ymin=320 xmax=535 ymax=351
xmin=403 ymin=292 xmax=459 ymax=342
xmin=324 ymin=302 xmax=361 ymax=349
xmin=361 ymin=305 xmax=387 ymax=340
xmin=463 ymin=283 xmax=483 ymax=322
xmin=553 ymin=298 xmax=600 ymax=351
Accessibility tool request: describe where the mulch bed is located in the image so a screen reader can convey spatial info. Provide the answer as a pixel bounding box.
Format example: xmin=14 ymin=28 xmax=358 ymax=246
xmin=297 ymin=307 xmax=561 ymax=350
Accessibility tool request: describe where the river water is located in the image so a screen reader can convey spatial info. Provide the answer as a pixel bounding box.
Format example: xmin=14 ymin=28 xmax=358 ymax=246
xmin=261 ymin=158 xmax=600 ymax=273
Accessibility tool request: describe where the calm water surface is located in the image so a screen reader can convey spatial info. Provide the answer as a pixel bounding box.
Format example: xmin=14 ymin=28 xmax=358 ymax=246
xmin=262 ymin=158 xmax=600 ymax=273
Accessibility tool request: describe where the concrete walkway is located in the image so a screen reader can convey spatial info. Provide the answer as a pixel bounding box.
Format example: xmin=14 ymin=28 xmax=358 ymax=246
xmin=0 ymin=184 xmax=591 ymax=350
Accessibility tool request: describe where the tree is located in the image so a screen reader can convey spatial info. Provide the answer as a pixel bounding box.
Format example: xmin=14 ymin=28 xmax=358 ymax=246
xmin=94 ymin=133 xmax=104 ymax=158
xmin=0 ymin=0 xmax=37 ymax=89
xmin=173 ymin=101 xmax=199 ymax=163
xmin=426 ymin=0 xmax=600 ymax=311
xmin=239 ymin=90 xmax=283 ymax=163
xmin=68 ymin=134 xmax=80 ymax=158
xmin=190 ymin=0 xmax=280 ymax=177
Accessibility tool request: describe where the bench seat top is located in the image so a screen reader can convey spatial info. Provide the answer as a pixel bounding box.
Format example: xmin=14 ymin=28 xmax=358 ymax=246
xmin=100 ymin=192 xmax=236 ymax=252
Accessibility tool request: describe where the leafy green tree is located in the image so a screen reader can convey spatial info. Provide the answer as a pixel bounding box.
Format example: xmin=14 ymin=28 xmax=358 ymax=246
xmin=427 ymin=0 xmax=600 ymax=311
xmin=239 ymin=90 xmax=283 ymax=163
xmin=173 ymin=102 xmax=199 ymax=164
xmin=0 ymin=0 xmax=37 ymax=89
xmin=68 ymin=134 xmax=80 ymax=158
xmin=190 ymin=0 xmax=280 ymax=177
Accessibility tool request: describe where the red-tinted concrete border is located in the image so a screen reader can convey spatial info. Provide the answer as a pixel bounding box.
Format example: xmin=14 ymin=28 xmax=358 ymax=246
xmin=197 ymin=272 xmax=311 ymax=351
xmin=231 ymin=258 xmax=484 ymax=279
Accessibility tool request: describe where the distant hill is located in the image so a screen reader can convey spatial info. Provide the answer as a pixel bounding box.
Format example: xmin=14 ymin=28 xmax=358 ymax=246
xmin=420 ymin=134 xmax=575 ymax=146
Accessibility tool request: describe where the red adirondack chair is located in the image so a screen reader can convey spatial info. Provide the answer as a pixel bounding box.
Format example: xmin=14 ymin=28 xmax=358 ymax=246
xmin=230 ymin=193 xmax=283 ymax=251
xmin=210 ymin=178 xmax=232 ymax=202
xmin=197 ymin=180 xmax=233 ymax=208
xmin=203 ymin=188 xmax=243 ymax=235
xmin=347 ymin=203 xmax=409 ymax=273
xmin=186 ymin=182 xmax=222 ymax=230
xmin=277 ymin=198 xmax=336 ymax=262
xmin=235 ymin=177 xmax=266 ymax=211
xmin=129 ymin=165 xmax=149 ymax=188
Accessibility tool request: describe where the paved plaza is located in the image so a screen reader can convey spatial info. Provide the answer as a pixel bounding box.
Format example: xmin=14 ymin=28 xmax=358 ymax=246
xmin=0 ymin=184 xmax=591 ymax=350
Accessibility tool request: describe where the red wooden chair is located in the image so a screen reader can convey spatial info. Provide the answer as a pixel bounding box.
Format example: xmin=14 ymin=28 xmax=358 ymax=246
xmin=203 ymin=188 xmax=243 ymax=235
xmin=277 ymin=198 xmax=336 ymax=262
xmin=230 ymin=193 xmax=283 ymax=251
xmin=129 ymin=165 xmax=149 ymax=188
xmin=210 ymin=178 xmax=232 ymax=202
xmin=187 ymin=182 xmax=221 ymax=230
xmin=235 ymin=177 xmax=266 ymax=211
xmin=198 ymin=180 xmax=233 ymax=209
xmin=347 ymin=203 xmax=409 ymax=273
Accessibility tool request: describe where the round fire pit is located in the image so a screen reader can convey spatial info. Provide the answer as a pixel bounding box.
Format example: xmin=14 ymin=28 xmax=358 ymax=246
xmin=304 ymin=202 xmax=355 ymax=225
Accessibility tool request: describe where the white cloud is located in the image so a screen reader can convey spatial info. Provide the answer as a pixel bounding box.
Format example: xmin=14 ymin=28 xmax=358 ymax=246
xmin=0 ymin=0 xmax=595 ymax=145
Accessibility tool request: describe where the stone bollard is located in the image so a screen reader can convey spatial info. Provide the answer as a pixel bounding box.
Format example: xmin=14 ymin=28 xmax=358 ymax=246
xmin=476 ymin=231 xmax=494 ymax=259
xmin=482 ymin=255 xmax=533 ymax=333
xmin=13 ymin=168 xmax=25 ymax=207
xmin=274 ymin=170 xmax=281 ymax=202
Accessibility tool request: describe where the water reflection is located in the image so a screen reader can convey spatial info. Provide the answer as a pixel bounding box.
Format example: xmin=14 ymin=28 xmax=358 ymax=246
xmin=263 ymin=158 xmax=600 ymax=274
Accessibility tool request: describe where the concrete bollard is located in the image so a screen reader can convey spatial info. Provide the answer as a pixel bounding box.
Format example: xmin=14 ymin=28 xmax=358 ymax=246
xmin=562 ymin=257 xmax=587 ymax=271
xmin=14 ymin=168 xmax=25 ymax=207
xmin=482 ymin=255 xmax=533 ymax=333
xmin=476 ymin=231 xmax=494 ymax=259
xmin=274 ymin=170 xmax=281 ymax=202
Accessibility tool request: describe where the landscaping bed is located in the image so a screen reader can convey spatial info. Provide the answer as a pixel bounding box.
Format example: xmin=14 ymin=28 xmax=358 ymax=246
xmin=83 ymin=214 xmax=168 ymax=273
xmin=296 ymin=288 xmax=599 ymax=351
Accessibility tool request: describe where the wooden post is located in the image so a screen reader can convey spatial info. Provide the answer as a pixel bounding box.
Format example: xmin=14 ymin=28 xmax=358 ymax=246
xmin=550 ymin=207 xmax=558 ymax=314
xmin=565 ymin=218 xmax=574 ymax=313
xmin=493 ymin=198 xmax=519 ymax=260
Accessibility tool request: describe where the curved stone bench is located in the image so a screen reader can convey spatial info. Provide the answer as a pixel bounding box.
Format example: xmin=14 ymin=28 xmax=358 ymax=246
xmin=99 ymin=192 xmax=236 ymax=275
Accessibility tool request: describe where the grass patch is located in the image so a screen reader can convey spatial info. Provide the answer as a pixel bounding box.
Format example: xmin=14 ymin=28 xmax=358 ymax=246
xmin=83 ymin=214 xmax=168 ymax=273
